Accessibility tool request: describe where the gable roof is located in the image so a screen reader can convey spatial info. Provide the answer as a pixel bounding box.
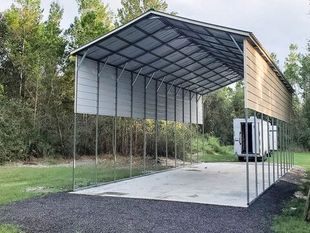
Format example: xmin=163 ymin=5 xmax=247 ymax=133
xmin=71 ymin=10 xmax=293 ymax=94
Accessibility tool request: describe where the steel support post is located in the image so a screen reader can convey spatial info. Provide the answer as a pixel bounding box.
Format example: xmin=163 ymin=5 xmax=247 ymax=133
xmin=282 ymin=122 xmax=284 ymax=172
xmin=113 ymin=69 xmax=118 ymax=180
xmin=276 ymin=119 xmax=280 ymax=179
xmin=196 ymin=94 xmax=199 ymax=163
xmin=288 ymin=123 xmax=290 ymax=169
xmin=182 ymin=89 xmax=185 ymax=166
xmin=202 ymin=96 xmax=205 ymax=160
xmin=280 ymin=121 xmax=283 ymax=176
xmin=174 ymin=87 xmax=177 ymax=168
xmin=267 ymin=116 xmax=270 ymax=187
xmin=272 ymin=117 xmax=275 ymax=183
xmin=290 ymin=124 xmax=293 ymax=169
xmin=283 ymin=122 xmax=286 ymax=174
xmin=245 ymin=108 xmax=250 ymax=205
xmin=189 ymin=92 xmax=192 ymax=164
xmin=261 ymin=113 xmax=265 ymax=191
xmin=288 ymin=123 xmax=292 ymax=169
xmin=72 ymin=57 xmax=78 ymax=191
xmin=165 ymin=84 xmax=168 ymax=167
xmin=254 ymin=111 xmax=258 ymax=197
xmin=95 ymin=62 xmax=100 ymax=185
xmin=143 ymin=77 xmax=147 ymax=171
xmin=286 ymin=123 xmax=289 ymax=171
xmin=288 ymin=123 xmax=290 ymax=170
xmin=155 ymin=80 xmax=158 ymax=170
xmin=130 ymin=73 xmax=133 ymax=177
xmin=286 ymin=123 xmax=288 ymax=171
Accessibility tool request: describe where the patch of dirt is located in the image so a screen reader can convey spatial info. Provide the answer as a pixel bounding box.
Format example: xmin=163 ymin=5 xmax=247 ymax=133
xmin=280 ymin=166 xmax=306 ymax=185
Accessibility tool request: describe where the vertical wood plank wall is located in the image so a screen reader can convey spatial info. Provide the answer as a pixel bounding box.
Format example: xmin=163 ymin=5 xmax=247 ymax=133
xmin=244 ymin=39 xmax=292 ymax=122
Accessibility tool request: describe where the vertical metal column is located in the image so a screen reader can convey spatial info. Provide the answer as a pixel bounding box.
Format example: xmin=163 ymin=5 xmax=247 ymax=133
xmin=196 ymin=94 xmax=199 ymax=163
xmin=282 ymin=121 xmax=284 ymax=173
xmin=288 ymin=123 xmax=290 ymax=170
xmin=254 ymin=111 xmax=258 ymax=197
xmin=284 ymin=122 xmax=286 ymax=173
xmin=261 ymin=113 xmax=265 ymax=191
xmin=143 ymin=77 xmax=147 ymax=171
xmin=287 ymin=123 xmax=289 ymax=171
xmin=276 ymin=119 xmax=280 ymax=179
xmin=189 ymin=92 xmax=192 ymax=164
xmin=165 ymin=84 xmax=168 ymax=167
xmin=286 ymin=123 xmax=289 ymax=171
xmin=182 ymin=89 xmax=185 ymax=166
xmin=272 ymin=118 xmax=275 ymax=183
xmin=113 ymin=69 xmax=118 ymax=180
xmin=245 ymin=108 xmax=250 ymax=205
xmin=72 ymin=56 xmax=78 ymax=191
xmin=290 ymin=123 xmax=292 ymax=169
xmin=155 ymin=80 xmax=158 ymax=170
xmin=267 ymin=116 xmax=270 ymax=187
xmin=280 ymin=121 xmax=283 ymax=176
xmin=129 ymin=73 xmax=133 ymax=177
xmin=95 ymin=62 xmax=100 ymax=185
xmin=202 ymin=96 xmax=205 ymax=160
xmin=288 ymin=122 xmax=292 ymax=169
xmin=174 ymin=86 xmax=177 ymax=168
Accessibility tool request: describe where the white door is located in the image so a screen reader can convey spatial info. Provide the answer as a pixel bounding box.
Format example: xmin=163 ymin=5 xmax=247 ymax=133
xmin=233 ymin=119 xmax=242 ymax=156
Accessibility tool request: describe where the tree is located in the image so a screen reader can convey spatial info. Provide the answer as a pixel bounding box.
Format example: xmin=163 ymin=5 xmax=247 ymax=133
xmin=270 ymin=52 xmax=280 ymax=66
xmin=299 ymin=43 xmax=310 ymax=100
xmin=3 ymin=0 xmax=43 ymax=99
xmin=66 ymin=0 xmax=114 ymax=49
xmin=284 ymin=44 xmax=301 ymax=90
xmin=117 ymin=0 xmax=170 ymax=25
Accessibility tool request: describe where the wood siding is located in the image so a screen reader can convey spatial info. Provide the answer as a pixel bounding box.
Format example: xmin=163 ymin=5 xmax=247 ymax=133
xmin=244 ymin=39 xmax=292 ymax=122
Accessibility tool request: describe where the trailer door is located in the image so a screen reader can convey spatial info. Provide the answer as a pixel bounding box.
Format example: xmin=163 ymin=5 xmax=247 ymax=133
xmin=241 ymin=122 xmax=253 ymax=154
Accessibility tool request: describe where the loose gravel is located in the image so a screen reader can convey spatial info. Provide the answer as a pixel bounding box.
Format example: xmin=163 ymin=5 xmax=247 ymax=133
xmin=0 ymin=175 xmax=298 ymax=233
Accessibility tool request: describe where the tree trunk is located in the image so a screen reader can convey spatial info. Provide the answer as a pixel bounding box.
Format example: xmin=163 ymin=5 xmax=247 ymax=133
xmin=305 ymin=188 xmax=310 ymax=221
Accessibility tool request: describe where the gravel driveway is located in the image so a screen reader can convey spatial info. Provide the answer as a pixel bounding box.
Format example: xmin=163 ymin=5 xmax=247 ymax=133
xmin=0 ymin=174 xmax=298 ymax=233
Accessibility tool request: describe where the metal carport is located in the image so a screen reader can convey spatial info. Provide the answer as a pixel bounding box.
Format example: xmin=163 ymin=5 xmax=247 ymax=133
xmin=70 ymin=10 xmax=294 ymax=206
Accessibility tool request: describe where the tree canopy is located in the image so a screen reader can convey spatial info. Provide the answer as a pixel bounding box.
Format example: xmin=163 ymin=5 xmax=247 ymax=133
xmin=0 ymin=0 xmax=309 ymax=164
xmin=117 ymin=0 xmax=169 ymax=25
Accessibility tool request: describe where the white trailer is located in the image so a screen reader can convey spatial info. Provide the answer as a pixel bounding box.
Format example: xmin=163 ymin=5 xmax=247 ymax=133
xmin=233 ymin=117 xmax=277 ymax=161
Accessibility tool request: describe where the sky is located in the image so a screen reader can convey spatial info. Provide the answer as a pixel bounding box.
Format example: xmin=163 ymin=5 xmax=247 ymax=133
xmin=1 ymin=0 xmax=309 ymax=69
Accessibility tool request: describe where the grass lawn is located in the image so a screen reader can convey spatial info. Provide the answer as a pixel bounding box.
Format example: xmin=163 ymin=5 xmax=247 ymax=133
xmin=272 ymin=152 xmax=310 ymax=233
xmin=195 ymin=137 xmax=237 ymax=162
xmin=0 ymin=224 xmax=23 ymax=233
xmin=0 ymin=162 xmax=144 ymax=206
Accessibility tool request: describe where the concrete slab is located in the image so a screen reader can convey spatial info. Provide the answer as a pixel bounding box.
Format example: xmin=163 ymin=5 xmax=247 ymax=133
xmin=73 ymin=162 xmax=279 ymax=207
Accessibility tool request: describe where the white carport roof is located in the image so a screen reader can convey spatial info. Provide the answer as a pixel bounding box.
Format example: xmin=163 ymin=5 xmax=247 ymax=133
xmin=71 ymin=10 xmax=293 ymax=95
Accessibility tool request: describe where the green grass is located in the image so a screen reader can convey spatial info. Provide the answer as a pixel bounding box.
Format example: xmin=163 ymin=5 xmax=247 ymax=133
xmin=0 ymin=162 xmax=144 ymax=206
xmin=272 ymin=152 xmax=310 ymax=233
xmin=0 ymin=224 xmax=23 ymax=233
xmin=0 ymin=136 xmax=233 ymax=206
xmin=193 ymin=136 xmax=236 ymax=162
xmin=294 ymin=152 xmax=310 ymax=170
